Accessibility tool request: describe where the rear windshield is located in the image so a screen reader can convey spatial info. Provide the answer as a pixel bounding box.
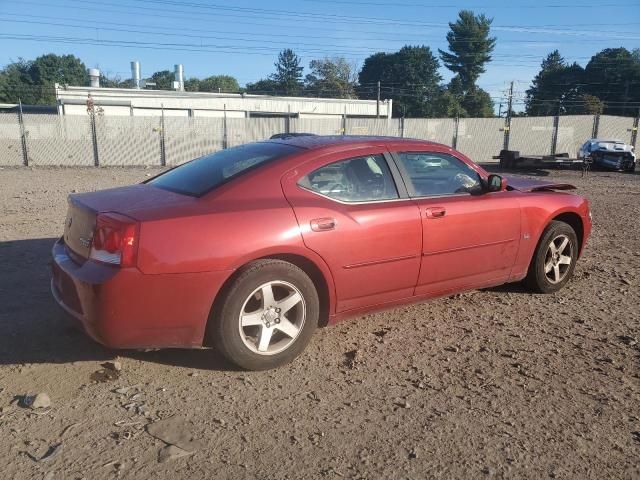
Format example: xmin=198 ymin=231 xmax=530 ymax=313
xmin=148 ymin=142 xmax=302 ymax=196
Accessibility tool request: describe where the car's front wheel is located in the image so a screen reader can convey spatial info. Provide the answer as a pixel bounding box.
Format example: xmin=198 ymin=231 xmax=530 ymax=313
xmin=211 ymin=259 xmax=319 ymax=370
xmin=524 ymin=220 xmax=579 ymax=293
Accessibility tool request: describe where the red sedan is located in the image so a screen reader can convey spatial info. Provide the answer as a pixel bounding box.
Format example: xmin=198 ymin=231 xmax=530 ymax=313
xmin=51 ymin=136 xmax=591 ymax=370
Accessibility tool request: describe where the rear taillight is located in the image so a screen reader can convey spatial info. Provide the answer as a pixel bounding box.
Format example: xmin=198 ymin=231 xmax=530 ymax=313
xmin=90 ymin=213 xmax=139 ymax=267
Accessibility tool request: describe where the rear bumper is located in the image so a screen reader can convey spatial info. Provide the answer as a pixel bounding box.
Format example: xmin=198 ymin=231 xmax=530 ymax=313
xmin=592 ymin=153 xmax=636 ymax=171
xmin=50 ymin=239 xmax=231 ymax=349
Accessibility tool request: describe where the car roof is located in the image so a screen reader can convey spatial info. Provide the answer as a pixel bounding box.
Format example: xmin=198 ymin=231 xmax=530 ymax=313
xmin=267 ymin=134 xmax=445 ymax=151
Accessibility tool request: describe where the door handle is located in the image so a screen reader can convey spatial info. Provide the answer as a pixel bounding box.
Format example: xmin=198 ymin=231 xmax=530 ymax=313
xmin=310 ymin=217 xmax=336 ymax=232
xmin=425 ymin=207 xmax=446 ymax=219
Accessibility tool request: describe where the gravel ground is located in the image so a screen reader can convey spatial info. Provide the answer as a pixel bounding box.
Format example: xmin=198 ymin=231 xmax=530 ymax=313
xmin=0 ymin=166 xmax=639 ymax=480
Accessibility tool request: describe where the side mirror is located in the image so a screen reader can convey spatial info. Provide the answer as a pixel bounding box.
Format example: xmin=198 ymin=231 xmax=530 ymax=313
xmin=487 ymin=174 xmax=504 ymax=192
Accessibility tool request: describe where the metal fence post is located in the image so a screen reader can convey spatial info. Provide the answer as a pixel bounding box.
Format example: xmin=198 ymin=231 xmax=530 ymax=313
xmin=17 ymin=99 xmax=29 ymax=166
xmin=90 ymin=112 xmax=99 ymax=167
xmin=223 ymin=104 xmax=228 ymax=149
xmin=453 ymin=116 xmax=459 ymax=149
xmin=286 ymin=105 xmax=291 ymax=134
xmin=159 ymin=105 xmax=166 ymax=167
xmin=400 ymin=117 xmax=405 ymax=138
xmin=550 ymin=115 xmax=560 ymax=155
xmin=592 ymin=114 xmax=600 ymax=139
xmin=631 ymin=108 xmax=639 ymax=148
xmin=341 ymin=111 xmax=346 ymax=136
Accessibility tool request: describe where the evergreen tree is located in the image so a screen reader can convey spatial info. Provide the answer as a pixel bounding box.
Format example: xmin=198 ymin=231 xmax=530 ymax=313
xmin=270 ymin=49 xmax=304 ymax=96
xmin=438 ymin=11 xmax=496 ymax=116
xmin=439 ymin=10 xmax=496 ymax=90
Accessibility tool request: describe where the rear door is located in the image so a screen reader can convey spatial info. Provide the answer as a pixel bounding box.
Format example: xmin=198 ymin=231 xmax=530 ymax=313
xmin=392 ymin=150 xmax=521 ymax=296
xmin=281 ymin=147 xmax=422 ymax=313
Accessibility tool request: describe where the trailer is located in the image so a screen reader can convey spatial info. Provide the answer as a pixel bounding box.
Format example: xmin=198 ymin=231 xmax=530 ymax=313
xmin=493 ymin=150 xmax=584 ymax=170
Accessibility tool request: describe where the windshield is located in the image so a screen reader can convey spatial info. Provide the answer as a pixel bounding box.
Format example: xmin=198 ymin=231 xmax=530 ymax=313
xmin=148 ymin=142 xmax=302 ymax=196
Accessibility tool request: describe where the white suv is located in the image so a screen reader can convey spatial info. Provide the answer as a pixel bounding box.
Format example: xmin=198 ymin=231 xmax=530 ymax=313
xmin=579 ymin=139 xmax=636 ymax=172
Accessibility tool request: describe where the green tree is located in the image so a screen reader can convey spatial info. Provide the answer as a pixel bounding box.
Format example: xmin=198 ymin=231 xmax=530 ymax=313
xmin=305 ymin=57 xmax=356 ymax=98
xmin=358 ymin=46 xmax=443 ymax=117
xmin=525 ymin=51 xmax=586 ymax=115
xmin=200 ymin=75 xmax=240 ymax=92
xmin=0 ymin=59 xmax=37 ymax=104
xmin=439 ymin=10 xmax=496 ymax=90
xmin=0 ymin=54 xmax=87 ymax=104
xmin=580 ymin=94 xmax=605 ymax=114
xmin=583 ymin=48 xmax=640 ymax=116
xmin=148 ymin=70 xmax=174 ymax=90
xmin=460 ymin=87 xmax=494 ymax=117
xmin=270 ymin=49 xmax=304 ymax=95
xmin=245 ymin=78 xmax=282 ymax=95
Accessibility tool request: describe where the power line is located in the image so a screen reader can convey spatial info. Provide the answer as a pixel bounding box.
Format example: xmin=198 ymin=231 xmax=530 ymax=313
xmin=301 ymin=0 xmax=638 ymax=8
xmin=22 ymin=0 xmax=640 ymax=41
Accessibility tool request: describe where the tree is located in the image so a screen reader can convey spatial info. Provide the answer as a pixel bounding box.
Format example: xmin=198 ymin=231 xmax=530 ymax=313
xmin=148 ymin=70 xmax=174 ymax=90
xmin=0 ymin=54 xmax=87 ymax=104
xmin=580 ymin=94 xmax=605 ymax=114
xmin=245 ymin=78 xmax=282 ymax=95
xmin=460 ymin=87 xmax=494 ymax=117
xmin=358 ymin=46 xmax=442 ymax=117
xmin=439 ymin=10 xmax=496 ymax=90
xmin=99 ymin=73 xmax=130 ymax=88
xmin=583 ymin=48 xmax=640 ymax=116
xmin=185 ymin=75 xmax=240 ymax=93
xmin=305 ymin=57 xmax=357 ymax=98
xmin=270 ymin=49 xmax=304 ymax=95
xmin=0 ymin=59 xmax=37 ymax=104
xmin=525 ymin=51 xmax=586 ymax=115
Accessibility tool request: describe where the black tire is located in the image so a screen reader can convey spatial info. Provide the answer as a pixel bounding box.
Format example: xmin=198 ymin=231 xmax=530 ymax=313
xmin=524 ymin=220 xmax=579 ymax=294
xmin=211 ymin=259 xmax=319 ymax=370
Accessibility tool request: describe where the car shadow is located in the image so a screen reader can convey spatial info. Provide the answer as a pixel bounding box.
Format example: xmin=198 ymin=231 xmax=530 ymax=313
xmin=0 ymin=237 xmax=238 ymax=371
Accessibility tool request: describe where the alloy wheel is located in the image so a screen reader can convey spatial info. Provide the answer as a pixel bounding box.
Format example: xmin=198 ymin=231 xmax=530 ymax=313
xmin=238 ymin=280 xmax=306 ymax=355
xmin=544 ymin=234 xmax=573 ymax=284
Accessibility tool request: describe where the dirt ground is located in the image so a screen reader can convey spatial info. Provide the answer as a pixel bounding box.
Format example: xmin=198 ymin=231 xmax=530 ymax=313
xmin=0 ymin=165 xmax=638 ymax=480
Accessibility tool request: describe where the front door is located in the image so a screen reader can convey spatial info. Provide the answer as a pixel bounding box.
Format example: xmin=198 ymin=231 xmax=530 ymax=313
xmin=392 ymin=150 xmax=521 ymax=296
xmin=281 ymin=148 xmax=422 ymax=313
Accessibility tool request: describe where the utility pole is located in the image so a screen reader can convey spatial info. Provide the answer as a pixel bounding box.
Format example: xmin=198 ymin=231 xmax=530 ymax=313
xmin=503 ymin=81 xmax=514 ymax=151
xmin=376 ymin=81 xmax=380 ymax=118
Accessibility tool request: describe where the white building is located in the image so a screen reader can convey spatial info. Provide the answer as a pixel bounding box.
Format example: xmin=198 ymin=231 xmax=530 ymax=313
xmin=54 ymin=85 xmax=392 ymax=119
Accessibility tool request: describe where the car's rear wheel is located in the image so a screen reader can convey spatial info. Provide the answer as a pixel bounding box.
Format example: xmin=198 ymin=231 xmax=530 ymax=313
xmin=524 ymin=220 xmax=578 ymax=294
xmin=211 ymin=259 xmax=319 ymax=370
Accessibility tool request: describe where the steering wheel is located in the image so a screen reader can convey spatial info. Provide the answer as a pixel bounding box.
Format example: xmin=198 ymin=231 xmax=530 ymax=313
xmin=449 ymin=172 xmax=478 ymax=194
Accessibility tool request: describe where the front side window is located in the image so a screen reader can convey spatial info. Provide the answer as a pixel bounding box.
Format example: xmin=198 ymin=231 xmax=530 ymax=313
xmin=299 ymin=154 xmax=398 ymax=202
xmin=149 ymin=142 xmax=302 ymax=196
xmin=396 ymin=152 xmax=482 ymax=197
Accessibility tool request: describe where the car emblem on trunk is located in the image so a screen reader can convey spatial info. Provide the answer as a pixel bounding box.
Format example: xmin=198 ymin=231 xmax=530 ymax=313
xmin=79 ymin=236 xmax=91 ymax=248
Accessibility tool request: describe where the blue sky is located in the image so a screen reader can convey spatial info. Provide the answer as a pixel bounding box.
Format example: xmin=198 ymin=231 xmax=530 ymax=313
xmin=1 ymin=0 xmax=639 ymax=109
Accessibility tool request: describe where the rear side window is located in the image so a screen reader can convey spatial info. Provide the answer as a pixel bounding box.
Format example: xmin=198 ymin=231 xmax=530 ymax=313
xmin=149 ymin=142 xmax=301 ymax=196
xmin=298 ymin=154 xmax=398 ymax=202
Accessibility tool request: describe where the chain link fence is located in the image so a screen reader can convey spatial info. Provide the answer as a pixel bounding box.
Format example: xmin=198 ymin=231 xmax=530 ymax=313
xmin=0 ymin=113 xmax=637 ymax=167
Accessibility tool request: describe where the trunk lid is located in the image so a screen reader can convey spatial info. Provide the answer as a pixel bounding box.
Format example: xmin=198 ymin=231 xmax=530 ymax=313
xmin=63 ymin=184 xmax=196 ymax=259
